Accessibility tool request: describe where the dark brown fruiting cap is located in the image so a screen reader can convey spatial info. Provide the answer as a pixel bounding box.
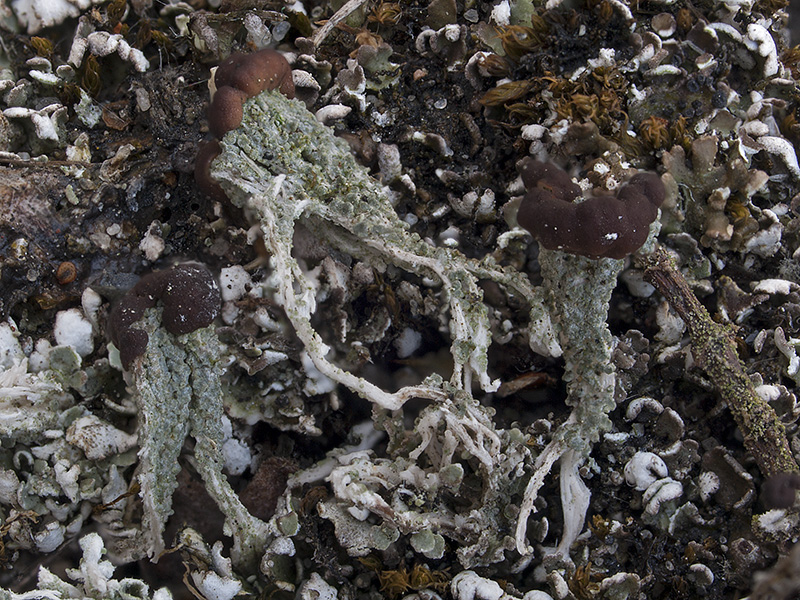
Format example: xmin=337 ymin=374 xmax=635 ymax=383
xmin=108 ymin=264 xmax=221 ymax=369
xmin=208 ymin=49 xmax=295 ymax=140
xmin=518 ymin=159 xmax=582 ymax=202
xmin=208 ymin=86 xmax=248 ymax=139
xmin=160 ymin=264 xmax=222 ymax=336
xmin=761 ymin=472 xmax=800 ymax=509
xmin=215 ymin=49 xmax=295 ymax=100
xmin=516 ymin=159 xmax=665 ymax=259
xmin=618 ymin=172 xmax=666 ymax=208
xmin=108 ymin=270 xmax=168 ymax=369
xmin=198 ymin=49 xmax=296 ymax=201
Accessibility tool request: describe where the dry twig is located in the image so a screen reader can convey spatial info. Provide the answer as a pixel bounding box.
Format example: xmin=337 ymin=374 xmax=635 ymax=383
xmin=642 ymin=246 xmax=799 ymax=478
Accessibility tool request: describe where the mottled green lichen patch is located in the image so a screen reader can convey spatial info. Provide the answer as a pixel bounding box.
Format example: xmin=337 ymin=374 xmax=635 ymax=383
xmin=130 ymin=310 xmax=268 ymax=569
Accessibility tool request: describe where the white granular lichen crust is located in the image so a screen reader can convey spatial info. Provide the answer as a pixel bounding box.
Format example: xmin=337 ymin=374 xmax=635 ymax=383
xmin=11 ymin=0 xmax=101 ymax=34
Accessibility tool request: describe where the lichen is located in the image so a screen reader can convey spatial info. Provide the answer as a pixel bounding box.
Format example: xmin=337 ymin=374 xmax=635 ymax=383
xmin=212 ymin=90 xmax=554 ymax=408
xmin=515 ymin=249 xmax=632 ymax=559
xmin=5 ymin=0 xmax=799 ymax=593
xmin=206 ymin=87 xmax=658 ymax=574
xmin=208 ymin=89 xmax=570 ymax=567
xmin=125 ymin=310 xmax=269 ymax=569
xmin=0 ymin=533 xmax=171 ymax=599
xmin=321 ymin=391 xmax=533 ymax=567
xmin=0 ymin=336 xmax=139 ymax=560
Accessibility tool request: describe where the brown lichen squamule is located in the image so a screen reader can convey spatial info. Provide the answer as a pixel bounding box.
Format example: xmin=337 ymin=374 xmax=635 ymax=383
xmin=195 ymin=48 xmax=296 ymax=199
xmin=516 ymin=159 xmax=665 ymax=259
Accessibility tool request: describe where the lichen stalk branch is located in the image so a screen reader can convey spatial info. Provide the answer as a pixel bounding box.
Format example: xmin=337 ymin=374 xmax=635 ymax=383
xmin=210 ymin=89 xmax=569 ymax=566
xmin=134 ymin=323 xmax=193 ymax=559
xmin=182 ymin=328 xmax=270 ymax=569
xmin=250 ymin=181 xmax=449 ymax=411
xmin=556 ymin=449 xmax=590 ymax=558
xmin=515 ymin=249 xmax=623 ymax=557
xmin=310 ymin=0 xmax=372 ymax=48
xmin=539 ymin=249 xmax=622 ymax=439
xmin=642 ymin=246 xmax=799 ymax=478
xmin=329 ymin=456 xmax=463 ymax=534
xmin=408 ymin=395 xmax=502 ymax=472
xmin=515 ymin=431 xmax=568 ymax=554
xmin=130 ymin=311 xmax=270 ymax=570
xmin=362 ymin=240 xmax=495 ymax=391
xmin=465 ymin=258 xmax=561 ymax=357
xmin=303 ymin=214 xmax=497 ymax=391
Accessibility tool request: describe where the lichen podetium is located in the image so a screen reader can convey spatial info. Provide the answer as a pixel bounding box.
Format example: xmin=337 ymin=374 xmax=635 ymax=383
xmin=211 ymin=89 xmax=554 ymax=408
xmin=130 ymin=310 xmax=268 ymax=569
xmin=210 ymin=90 xmax=560 ymax=567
